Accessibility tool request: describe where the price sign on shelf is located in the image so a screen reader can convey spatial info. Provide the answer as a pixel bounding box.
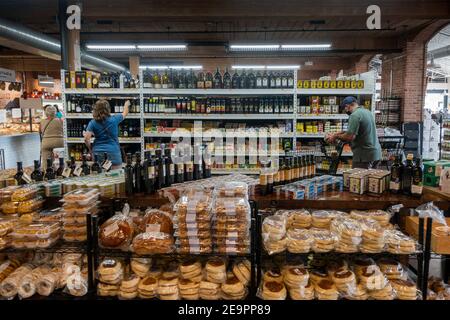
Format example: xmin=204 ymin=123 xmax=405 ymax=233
xmin=11 ymin=108 xmax=21 ymax=118
xmin=0 ymin=109 xmax=6 ymax=123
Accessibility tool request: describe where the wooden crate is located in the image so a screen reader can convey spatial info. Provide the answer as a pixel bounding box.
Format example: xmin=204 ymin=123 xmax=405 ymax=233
xmin=405 ymin=216 xmax=450 ymax=254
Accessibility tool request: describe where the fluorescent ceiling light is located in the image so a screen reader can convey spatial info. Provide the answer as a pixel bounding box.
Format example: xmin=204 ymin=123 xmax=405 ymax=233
xmin=230 ymin=44 xmax=280 ymax=51
xmin=232 ymin=65 xmax=265 ymax=70
xmin=266 ymin=65 xmax=300 ymax=70
xmin=281 ymin=44 xmax=331 ymax=50
xmin=39 ymin=81 xmax=55 ymax=84
xmin=137 ymin=44 xmax=187 ymax=50
xmin=139 ymin=65 xmax=169 ymax=70
xmin=86 ymin=44 xmax=136 ymax=50
xmin=169 ymin=65 xmax=202 ymax=70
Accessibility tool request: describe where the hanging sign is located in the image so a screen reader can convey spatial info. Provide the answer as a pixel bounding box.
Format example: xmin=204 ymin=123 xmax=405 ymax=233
xmin=0 ymin=67 xmax=15 ymax=82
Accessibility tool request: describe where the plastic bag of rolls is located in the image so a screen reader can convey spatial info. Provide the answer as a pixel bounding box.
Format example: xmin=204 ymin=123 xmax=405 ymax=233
xmin=261 ymin=215 xmax=287 ymax=255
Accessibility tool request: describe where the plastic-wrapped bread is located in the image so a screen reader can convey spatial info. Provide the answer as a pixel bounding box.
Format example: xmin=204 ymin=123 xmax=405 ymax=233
xmin=65 ymin=265 xmax=88 ymax=297
xmin=0 ymin=264 xmax=33 ymax=299
xmin=0 ymin=259 xmax=21 ymax=283
xmin=18 ymin=265 xmax=52 ymax=299
xmin=36 ymin=268 xmax=60 ymax=296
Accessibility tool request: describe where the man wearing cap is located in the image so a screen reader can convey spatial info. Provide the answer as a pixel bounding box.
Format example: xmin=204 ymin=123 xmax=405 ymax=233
xmin=325 ymin=96 xmax=381 ymax=169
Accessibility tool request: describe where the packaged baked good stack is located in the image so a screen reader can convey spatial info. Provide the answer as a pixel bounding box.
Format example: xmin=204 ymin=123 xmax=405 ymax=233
xmin=0 ymin=216 xmax=18 ymax=250
xmin=97 ymin=258 xmax=124 ymax=297
xmin=1 ymin=186 xmax=43 ymax=218
xmin=131 ymin=208 xmax=175 ymax=254
xmin=262 ymin=215 xmax=287 ymax=255
xmin=330 ymin=217 xmax=362 ymax=253
xmin=173 ymin=191 xmax=213 ymax=254
xmin=212 ymin=182 xmax=251 ymax=254
xmin=10 ymin=222 xmax=61 ymax=249
xmin=61 ymin=188 xmax=99 ymax=242
xmin=99 ymin=205 xmax=135 ymax=251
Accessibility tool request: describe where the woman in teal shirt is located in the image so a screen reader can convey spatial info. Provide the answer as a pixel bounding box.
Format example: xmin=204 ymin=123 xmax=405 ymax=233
xmin=84 ymin=99 xmax=130 ymax=169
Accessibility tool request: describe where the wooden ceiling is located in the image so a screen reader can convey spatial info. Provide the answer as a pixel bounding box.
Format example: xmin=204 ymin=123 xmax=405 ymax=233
xmin=0 ymin=0 xmax=449 ymax=71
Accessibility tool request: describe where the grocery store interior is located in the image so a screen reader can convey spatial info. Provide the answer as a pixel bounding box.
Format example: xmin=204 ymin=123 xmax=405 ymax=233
xmin=0 ymin=0 xmax=449 ymax=302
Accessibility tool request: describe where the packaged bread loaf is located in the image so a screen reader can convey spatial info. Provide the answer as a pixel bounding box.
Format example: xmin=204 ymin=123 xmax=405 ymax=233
xmin=132 ymin=231 xmax=175 ymax=254
xmin=141 ymin=209 xmax=173 ymax=235
xmin=99 ymin=213 xmax=134 ymax=250
xmin=214 ymin=181 xmax=248 ymax=198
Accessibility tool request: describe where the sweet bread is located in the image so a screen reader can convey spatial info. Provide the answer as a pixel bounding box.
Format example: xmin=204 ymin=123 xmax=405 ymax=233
xmin=260 ymin=281 xmax=287 ymax=300
xmin=199 ymin=280 xmax=221 ymax=300
xmin=97 ymin=282 xmax=119 ymax=296
xmin=377 ymin=258 xmax=404 ymax=280
xmin=358 ymin=266 xmax=387 ymax=290
xmin=286 ymin=229 xmax=312 ymax=253
xmin=390 ymin=279 xmax=417 ymax=300
xmin=344 ymin=283 xmax=368 ymax=300
xmin=315 ymin=280 xmax=339 ymax=300
xmin=311 ymin=210 xmax=333 ymax=229
xmin=332 ymin=270 xmax=356 ymax=293
xmin=142 ymin=209 xmax=173 ymax=234
xmin=99 ymin=215 xmax=134 ymax=249
xmin=232 ymin=260 xmax=251 ymax=285
xmin=283 ymin=266 xmax=309 ymax=288
xmin=98 ymin=259 xmax=123 ymax=285
xmin=130 ymin=258 xmax=152 ymax=278
xmin=137 ymin=276 xmax=158 ymax=299
xmin=157 ymin=275 xmax=179 ymax=299
xmin=221 ymin=277 xmax=246 ymax=300
xmin=263 ymin=268 xmax=283 ymax=283
xmin=369 ymin=282 xmax=395 ymax=300
xmin=289 ymin=281 xmax=314 ymax=300
xmin=310 ymin=269 xmax=329 ymax=284
xmin=178 ymin=278 xmax=200 ymax=300
xmin=132 ymin=232 xmax=174 ymax=254
xmin=262 ymin=216 xmax=286 ymax=241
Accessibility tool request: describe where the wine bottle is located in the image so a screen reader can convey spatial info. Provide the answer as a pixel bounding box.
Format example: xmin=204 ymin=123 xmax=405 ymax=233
xmin=14 ymin=161 xmax=27 ymax=185
xmin=91 ymin=155 xmax=102 ymax=174
xmin=44 ymin=158 xmax=56 ymax=180
xmin=411 ymin=157 xmax=423 ymax=198
xmin=248 ymin=69 xmax=256 ymax=88
xmin=231 ymin=71 xmax=240 ymax=89
xmin=156 ymin=148 xmax=165 ymax=188
xmin=31 ymin=160 xmax=44 ymax=182
xmin=402 ymin=154 xmax=414 ymax=195
xmin=134 ymin=152 xmax=143 ymax=193
xmin=165 ymin=148 xmax=174 ymax=187
xmin=262 ymin=70 xmax=269 ymax=88
xmin=56 ymin=157 xmax=65 ymax=178
xmin=223 ymin=68 xmax=232 ymax=89
xmin=197 ymin=72 xmax=205 ymax=88
xmin=124 ymin=153 xmax=134 ymax=195
xmin=144 ymin=151 xmax=156 ymax=194
xmin=81 ymin=154 xmax=91 ymax=176
xmin=389 ymin=156 xmax=402 ymax=193
xmin=239 ymin=70 xmax=247 ymax=88
xmin=256 ymin=71 xmax=263 ymax=88
xmin=205 ymin=71 xmax=213 ymax=89
xmin=213 ymin=67 xmax=223 ymax=89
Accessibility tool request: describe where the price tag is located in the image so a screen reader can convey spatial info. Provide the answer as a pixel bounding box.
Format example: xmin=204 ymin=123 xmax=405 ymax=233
xmin=11 ymin=108 xmax=21 ymax=118
xmin=146 ymin=223 xmax=160 ymax=233
xmin=73 ymin=166 xmax=82 ymax=177
xmin=0 ymin=109 xmax=6 ymax=123
xmin=62 ymin=167 xmax=71 ymax=178
xmin=102 ymin=160 xmax=112 ymax=171
xmin=103 ymin=223 xmax=119 ymax=236
xmin=22 ymin=173 xmax=32 ymax=183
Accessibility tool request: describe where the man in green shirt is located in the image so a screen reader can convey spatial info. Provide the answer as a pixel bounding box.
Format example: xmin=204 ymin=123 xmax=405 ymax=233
xmin=325 ymin=96 xmax=381 ymax=169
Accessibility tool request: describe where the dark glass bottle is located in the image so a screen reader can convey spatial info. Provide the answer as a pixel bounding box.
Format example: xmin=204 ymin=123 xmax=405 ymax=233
xmin=31 ymin=160 xmax=44 ymax=182
xmin=184 ymin=146 xmax=194 ymax=182
xmin=124 ymin=153 xmax=134 ymax=195
xmin=256 ymin=71 xmax=263 ymax=88
xmin=389 ymin=156 xmax=402 ymax=193
xmin=231 ymin=71 xmax=240 ymax=89
xmin=213 ymin=67 xmax=223 ymax=89
xmin=91 ymin=155 xmax=102 ymax=174
xmin=56 ymin=157 xmax=65 ymax=178
xmin=134 ymin=152 xmax=143 ymax=193
xmin=205 ymin=71 xmax=213 ymax=89
xmin=303 ymin=155 xmax=310 ymax=178
xmin=14 ymin=161 xmax=27 ymax=185
xmin=239 ymin=70 xmax=248 ymax=88
xmin=81 ymin=154 xmax=90 ymax=176
xmin=223 ymin=68 xmax=232 ymax=89
xmin=144 ymin=151 xmax=156 ymax=194
xmin=248 ymin=69 xmax=256 ymax=88
xmin=411 ymin=158 xmax=423 ymax=198
xmin=310 ymin=155 xmax=316 ymax=177
xmin=156 ymin=148 xmax=166 ymax=189
xmin=44 ymin=158 xmax=56 ymax=180
xmin=262 ymin=70 xmax=269 ymax=88
xmin=402 ymin=154 xmax=414 ymax=195
xmin=165 ymin=148 xmax=174 ymax=187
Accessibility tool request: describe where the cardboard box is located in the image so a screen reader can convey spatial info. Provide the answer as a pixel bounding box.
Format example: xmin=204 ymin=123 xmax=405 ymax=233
xmin=424 ymin=160 xmax=450 ymax=177
xmin=367 ymin=170 xmax=391 ymax=195
xmin=405 ymin=216 xmax=450 ymax=254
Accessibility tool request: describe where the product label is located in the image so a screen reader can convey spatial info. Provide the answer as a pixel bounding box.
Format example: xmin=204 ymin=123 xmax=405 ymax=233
xmin=259 ymin=174 xmax=268 ymax=185
xmin=148 ymin=167 xmax=155 ymax=179
xmin=73 ymin=166 xmax=82 ymax=177
xmin=102 ymin=160 xmax=112 ymax=171
xmin=170 ymin=164 xmax=175 ymax=175
xmin=411 ymin=185 xmax=423 ymax=195
xmin=226 ymin=239 xmax=237 ymax=246
xmin=389 ymin=181 xmax=400 ymax=190
xmin=146 ymin=223 xmax=161 ymax=233
xmin=187 ymin=229 xmax=198 ymax=237
xmin=22 ymin=173 xmax=32 ymax=184
xmin=62 ymin=168 xmax=71 ymax=178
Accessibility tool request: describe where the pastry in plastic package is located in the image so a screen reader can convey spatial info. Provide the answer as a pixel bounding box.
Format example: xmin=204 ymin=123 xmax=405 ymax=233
xmin=262 ymin=215 xmax=286 ymax=241
xmin=283 ymin=266 xmax=309 ymax=288
xmin=0 ymin=185 xmax=21 ymax=203
xmin=0 ymin=216 xmax=18 ymax=236
xmin=63 ymin=232 xmax=87 ymax=242
xmin=205 ymin=258 xmax=227 ymax=284
xmin=131 ymin=257 xmax=152 ymax=278
xmin=213 ymin=197 xmax=250 ymax=219
xmin=286 ymin=229 xmax=312 ymax=253
xmin=213 ymin=220 xmax=249 ymax=233
xmin=258 ymin=280 xmax=286 ymax=300
xmin=177 ymin=237 xmax=212 ymax=247
xmin=326 ymin=259 xmax=348 ymax=277
xmin=199 ymin=280 xmax=221 ymax=300
xmin=358 ymin=265 xmax=388 ymax=290
xmin=137 ymin=276 xmax=158 ymax=299
xmin=174 ymin=193 xmax=211 ymax=217
xmin=39 ymin=207 xmax=63 ymax=222
xmin=263 ymin=268 xmax=283 ymax=283
xmin=343 ymin=283 xmax=369 ymax=300
xmin=231 ymin=259 xmax=250 ymax=286
xmin=353 ymin=257 xmax=376 ymax=277
xmin=118 ymin=274 xmax=139 ymax=299
xmin=359 ymin=218 xmax=385 ymax=253
xmin=178 ymin=278 xmax=200 ymax=300
xmin=390 ymin=279 xmax=418 ymax=300
xmin=62 ymin=201 xmax=99 ymax=215
xmin=0 ymin=259 xmax=21 ymax=283
xmin=350 ymin=209 xmax=391 ymax=227
xmin=11 ymin=186 xmax=38 ymax=202
xmin=1 ymin=201 xmax=19 ymax=214
xmin=36 ymin=267 xmax=60 ymax=296
xmin=215 ymin=181 xmax=248 ymax=198
xmin=157 ymin=275 xmax=179 ymax=300
xmin=179 ymin=259 xmax=203 ymax=281
xmin=65 ymin=266 xmax=88 ymax=297
xmin=332 ymin=269 xmax=357 ymax=293
xmin=178 ymin=243 xmax=212 ymax=254
xmin=97 ymin=282 xmax=120 ymax=297
xmin=132 ymin=231 xmax=175 ymax=254
xmin=18 ymin=265 xmax=51 ymax=299
xmin=277 ymin=209 xmax=312 ymax=229
xmin=368 ymin=282 xmax=395 ymax=300
xmin=176 ymin=220 xmax=211 ymax=232
xmin=215 ymin=244 xmax=250 ymax=254
xmin=62 ymin=214 xmax=87 ymax=225
xmin=310 ymin=228 xmax=337 ymax=253
xmin=330 ymin=217 xmax=362 ymax=246
xmin=311 ymin=210 xmax=334 ymax=229
xmin=177 ymin=228 xmax=211 ymax=238
xmin=377 ymin=258 xmax=405 ymax=280
xmin=289 ymin=281 xmax=315 ymax=300
xmin=98 ymin=259 xmax=123 ymax=285
xmin=221 ymin=276 xmax=247 ymax=300
xmin=0 ymin=264 xmax=33 ymax=299
xmin=315 ymin=279 xmax=339 ymax=300
xmin=11 ymin=222 xmax=61 ymax=240
xmin=213 ymin=229 xmax=249 ymax=239
xmin=263 ymin=235 xmax=286 ymax=255
xmin=99 ymin=213 xmax=134 ymax=249
xmin=309 ymin=268 xmax=329 ymax=284
xmin=142 ymin=209 xmax=173 ymax=234
xmin=63 ymin=188 xmax=99 ymax=206
xmin=384 ymin=229 xmax=417 ymax=254
xmin=17 ymin=197 xmax=44 ymax=214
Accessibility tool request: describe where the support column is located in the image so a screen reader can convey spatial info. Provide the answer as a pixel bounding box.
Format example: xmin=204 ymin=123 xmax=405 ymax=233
xmin=68 ymin=29 xmax=81 ymax=71
xmin=58 ymin=0 xmax=69 ymax=70
xmin=129 ymin=56 xmax=140 ymax=79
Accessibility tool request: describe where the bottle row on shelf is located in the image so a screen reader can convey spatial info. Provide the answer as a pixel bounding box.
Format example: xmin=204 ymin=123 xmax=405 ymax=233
xmin=66 ymin=97 xmax=141 ymax=114
xmin=389 ymin=154 xmax=422 ymax=197
xmin=64 ymin=71 xmax=138 ymax=89
xmin=66 ymin=119 xmax=141 ymax=138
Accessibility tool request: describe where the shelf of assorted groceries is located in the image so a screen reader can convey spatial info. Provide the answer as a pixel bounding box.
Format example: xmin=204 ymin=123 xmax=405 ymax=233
xmin=62 ymin=68 xmax=375 ymax=173
xmin=0 ymin=146 xmax=449 ymax=302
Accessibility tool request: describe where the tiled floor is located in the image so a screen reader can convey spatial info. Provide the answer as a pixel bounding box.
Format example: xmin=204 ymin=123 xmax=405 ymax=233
xmin=0 ymin=133 xmax=40 ymax=169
